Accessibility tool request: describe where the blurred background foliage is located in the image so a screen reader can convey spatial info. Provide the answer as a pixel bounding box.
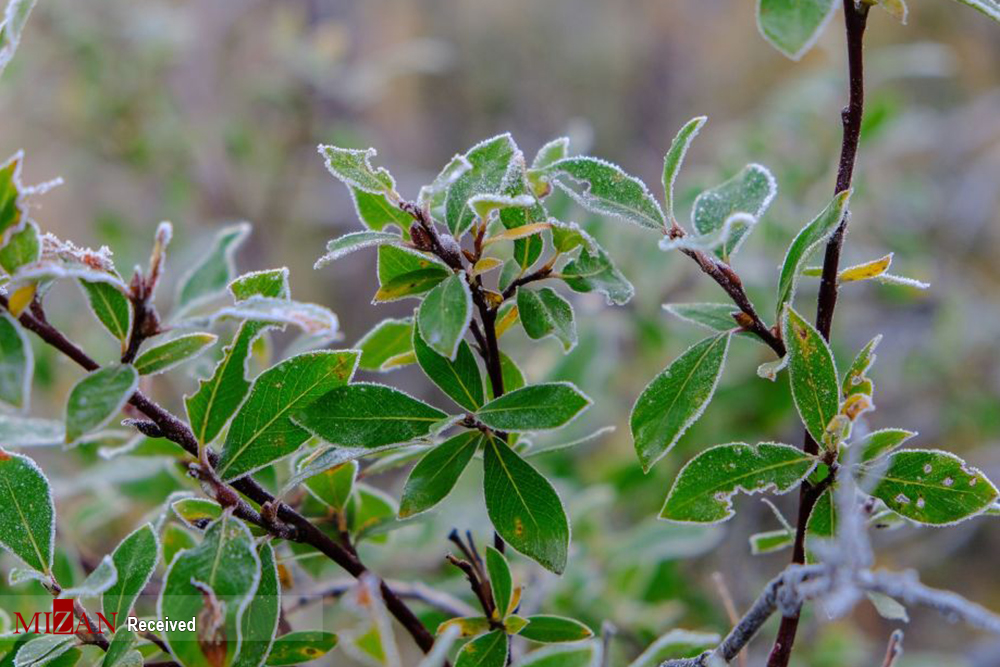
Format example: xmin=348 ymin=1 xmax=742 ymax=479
xmin=1 ymin=0 xmax=999 ymax=665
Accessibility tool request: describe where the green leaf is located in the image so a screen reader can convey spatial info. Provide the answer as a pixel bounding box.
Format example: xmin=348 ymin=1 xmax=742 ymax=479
xmin=630 ymin=333 xmax=731 ymax=472
xmin=292 ymin=383 xmax=447 ymax=449
xmin=265 ymin=631 xmax=339 ymax=666
xmin=314 ymin=231 xmax=403 ymax=270
xmin=0 ymin=450 xmax=53 ymax=574
xmin=692 ymin=163 xmax=777 ymax=260
xmin=438 ymin=616 xmax=491 ymax=638
xmin=0 ymin=312 xmax=30 ymax=409
xmin=842 ymin=334 xmax=881 ymax=399
xmin=518 ymin=616 xmax=593 ymax=644
xmin=173 ymin=498 xmax=223 ymax=530
xmin=64 ymin=365 xmax=138 ymax=445
xmin=950 ymin=0 xmax=1000 ymax=23
xmin=159 ymin=513 xmax=260 ymax=667
xmin=532 ymin=137 xmax=570 ymax=170
xmin=60 ymin=553 xmax=117 ymax=598
xmin=417 ymin=273 xmax=472 ymax=360
xmin=420 ymin=155 xmax=473 ymax=218
xmin=485 ymin=546 xmax=513 ymax=618
xmin=749 ymin=529 xmax=793 ymax=555
xmin=660 ymin=443 xmax=817 ymax=524
xmin=319 ymin=145 xmax=396 ymax=195
xmin=627 ymin=630 xmax=720 ymax=667
xmin=413 ymin=322 xmax=484 ymax=411
xmin=356 ymin=317 xmax=413 ymax=372
xmin=662 ymin=117 xmax=707 ymax=220
xmin=134 ymin=333 xmax=217 ymax=376
xmin=757 ymin=0 xmax=837 ymax=60
xmin=304 ymin=460 xmax=358 ymax=512
xmin=854 ymin=428 xmax=916 ymax=463
xmin=216 ymin=350 xmax=359 ymax=481
xmin=234 ymin=542 xmax=280 ymax=667
xmin=0 ymin=219 xmax=39 ymax=274
xmin=549 ymin=221 xmax=596 ymax=255
xmin=662 ymin=303 xmax=742 ymax=333
xmin=445 ymin=134 xmax=519 ymax=237
xmin=79 ymin=280 xmax=132 ymax=345
xmin=12 ymin=635 xmax=76 ymax=667
xmin=375 ymin=245 xmax=450 ymax=303
xmin=784 ymin=305 xmax=839 ymax=445
xmin=477 ymin=382 xmax=590 ymax=432
xmin=161 ymin=524 xmax=197 ymax=567
xmin=775 ymin=191 xmax=850 ymax=316
xmin=350 ymin=188 xmax=412 ymax=234
xmin=216 ymin=296 xmax=338 ymax=336
xmin=229 ymin=268 xmax=291 ymax=302
xmin=0 ymin=1 xmax=38 ymax=76
xmin=483 ymin=434 xmax=569 ymax=574
xmin=102 ymin=523 xmax=158 ymax=623
xmin=485 ymin=351 xmax=526 ymax=401
xmin=559 ymin=246 xmax=633 ymax=306
xmin=540 ymin=157 xmax=666 ymax=231
xmin=455 ymin=630 xmax=508 ymax=667
xmin=518 ymin=643 xmax=601 ymax=667
xmin=176 ymin=223 xmax=250 ymax=311
xmin=869 ymin=449 xmax=999 ymax=525
xmin=0 ymin=154 xmax=26 ymax=239
xmin=806 ymin=487 xmax=836 ymax=539
xmin=348 ymin=484 xmax=399 ymax=542
xmin=517 ymin=287 xmax=577 ymax=352
xmin=102 ymin=629 xmax=140 ymax=667
xmin=0 ymin=415 xmax=62 ymax=446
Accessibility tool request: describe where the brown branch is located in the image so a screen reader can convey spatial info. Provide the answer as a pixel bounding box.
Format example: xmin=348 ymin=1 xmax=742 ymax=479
xmin=1 ymin=296 xmax=441 ymax=659
xmin=767 ymin=3 xmax=870 ymax=666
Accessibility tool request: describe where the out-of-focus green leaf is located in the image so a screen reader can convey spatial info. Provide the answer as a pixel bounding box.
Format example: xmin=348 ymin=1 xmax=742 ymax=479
xmin=60 ymin=553 xmax=116 ymax=598
xmin=631 ymin=333 xmax=731 ymax=472
xmin=176 ymin=223 xmax=250 ymax=311
xmin=477 ymin=382 xmax=590 ymax=432
xmin=0 ymin=450 xmax=53 ymax=574
xmin=869 ymin=449 xmax=999 ymax=525
xmin=292 ymin=383 xmax=447 ymax=449
xmin=304 ymin=460 xmax=357 ymax=512
xmin=627 ymin=629 xmax=720 ymax=667
xmin=64 ymin=365 xmax=138 ymax=445
xmin=0 ymin=0 xmax=38 ymax=75
xmin=749 ymin=529 xmax=794 ymax=555
xmin=102 ymin=523 xmax=157 ymax=622
xmin=660 ymin=443 xmax=816 ymax=523
xmin=0 ymin=219 xmax=39 ymax=274
xmin=784 ymin=305 xmax=839 ymax=446
xmin=483 ymin=434 xmax=569 ymax=574
xmin=951 ymin=0 xmax=1000 ymax=24
xmin=0 ymin=312 xmax=30 ymax=409
xmin=133 ymin=333 xmax=217 ymax=376
xmin=662 ymin=303 xmax=740 ymax=334
xmin=265 ymin=631 xmax=338 ymax=666
xmin=161 ymin=524 xmax=196 ymax=567
xmin=560 ymin=246 xmax=633 ymax=306
xmin=757 ymin=0 xmax=837 ymax=60
xmin=517 ymin=616 xmax=593 ymax=644
xmin=485 ymin=546 xmax=513 ymax=619
xmin=314 ymin=231 xmax=403 ymax=269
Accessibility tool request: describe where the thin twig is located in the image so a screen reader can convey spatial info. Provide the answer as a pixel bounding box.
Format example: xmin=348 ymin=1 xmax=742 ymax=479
xmin=879 ymin=629 xmax=904 ymax=667
xmin=711 ymin=572 xmax=747 ymax=667
xmin=285 ymin=579 xmax=477 ymax=618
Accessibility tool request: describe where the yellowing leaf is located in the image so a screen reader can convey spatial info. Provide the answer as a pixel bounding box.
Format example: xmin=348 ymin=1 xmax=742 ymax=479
xmin=7 ymin=282 xmax=35 ymax=316
xmin=471 ymin=257 xmax=504 ymax=278
xmin=496 ymin=305 xmax=519 ymax=338
xmin=838 ymin=253 xmax=892 ymax=283
xmin=483 ymin=222 xmax=551 ymax=245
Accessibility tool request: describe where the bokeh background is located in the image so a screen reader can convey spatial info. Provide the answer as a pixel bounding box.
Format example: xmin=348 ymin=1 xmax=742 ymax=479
xmin=2 ymin=0 xmax=1000 ymax=665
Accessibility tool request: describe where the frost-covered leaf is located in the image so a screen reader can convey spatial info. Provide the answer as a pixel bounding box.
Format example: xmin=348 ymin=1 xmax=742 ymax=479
xmin=875 ymin=0 xmax=908 ymax=22
xmin=216 ymin=296 xmax=338 ymax=336
xmin=540 ymin=157 xmax=665 ymax=231
xmin=757 ymin=0 xmax=837 ymax=60
xmin=662 ymin=116 xmax=707 ymax=221
xmin=854 ymin=428 xmax=916 ymax=463
xmin=631 ymin=334 xmax=731 ymax=472
xmin=292 ymin=383 xmax=447 ymax=449
xmin=265 ymin=631 xmax=339 ymax=666
xmin=484 ymin=222 xmax=551 ymax=246
xmin=874 ymin=272 xmax=930 ymax=290
xmin=357 ymin=317 xmax=413 ymax=372
xmin=304 ymin=460 xmax=357 ymax=511
xmin=0 ymin=220 xmax=39 ymax=274
xmin=414 ymin=321 xmax=484 ymax=411
xmin=216 ymin=350 xmax=359 ymax=481
xmin=662 ymin=303 xmax=742 ymax=334
xmin=0 ymin=312 xmax=30 ymax=410
xmin=549 ymin=221 xmax=597 ymax=255
xmin=234 ymin=542 xmax=279 ymax=667
xmin=161 ymin=524 xmax=196 ymax=568
xmin=842 ymin=334 xmax=880 ymax=399
xmin=867 ymin=592 xmax=909 ymax=622
xmin=868 ymin=449 xmax=999 ymax=525
xmin=0 ymin=450 xmax=53 ymax=574
xmin=375 ymin=245 xmax=450 ymax=303
xmin=0 ymin=415 xmax=63 ymax=446
xmin=314 ymin=231 xmax=403 ymax=269
xmin=456 ymin=630 xmax=508 ymax=667
xmin=12 ymin=635 xmax=76 ymax=667
xmin=485 ymin=546 xmax=513 ymax=619
xmin=517 ymin=616 xmax=593 ymax=644
xmin=692 ymin=163 xmax=777 ymax=260
xmin=0 ymin=0 xmax=38 ymax=75
xmin=477 ymin=382 xmax=590 ymax=432
xmin=173 ymin=498 xmax=223 ymax=530
xmin=950 ymin=0 xmax=1000 ymax=23
xmin=438 ymin=616 xmax=491 ymax=638
xmin=103 ymin=523 xmax=158 ymax=623
xmin=626 ymin=629 xmax=720 ymax=667
xmin=102 ymin=629 xmax=141 ymax=667
xmin=445 ymin=134 xmax=519 ymax=237
xmin=517 ymin=287 xmax=577 ymax=352
xmin=471 ymin=257 xmax=504 ymax=279
xmin=749 ymin=529 xmax=793 ymax=555
xmin=784 ymin=305 xmax=839 ymax=446
xmin=318 ymin=145 xmax=396 ymax=195
xmin=470 ymin=194 xmax=535 ymax=222
xmin=419 ymin=155 xmax=473 ymax=218
xmin=133 ymin=333 xmax=217 ymax=376
xmin=532 ymin=137 xmax=570 ymax=171
xmin=807 ymin=487 xmax=836 ymax=540
xmin=483 ymin=434 xmax=569 ymax=574
xmin=0 ymin=153 xmax=27 ymax=239
xmin=176 ymin=223 xmax=250 ymax=311
xmin=64 ymin=365 xmax=138 ymax=445
xmin=560 ymin=246 xmax=633 ymax=306
xmin=60 ymin=554 xmax=116 ymax=598
xmin=351 ymin=188 xmax=412 ymax=235
xmin=775 ymin=190 xmax=850 ymax=316
xmin=79 ymin=281 xmax=131 ymax=345
xmin=518 ymin=643 xmax=601 ymax=667
xmin=838 ymin=253 xmax=893 ymax=283
xmin=229 ymin=268 xmax=290 ymax=302
xmin=417 ymin=273 xmax=472 ymax=359
xmin=159 ymin=513 xmax=260 ymax=667
xmin=660 ymin=443 xmax=817 ymax=524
